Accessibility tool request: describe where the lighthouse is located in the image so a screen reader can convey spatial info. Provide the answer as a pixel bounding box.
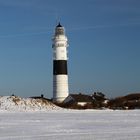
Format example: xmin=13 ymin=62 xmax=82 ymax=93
xmin=52 ymin=23 xmax=69 ymax=103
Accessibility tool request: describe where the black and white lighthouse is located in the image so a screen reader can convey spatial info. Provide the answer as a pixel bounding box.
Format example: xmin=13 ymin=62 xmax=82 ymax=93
xmin=52 ymin=23 xmax=69 ymax=103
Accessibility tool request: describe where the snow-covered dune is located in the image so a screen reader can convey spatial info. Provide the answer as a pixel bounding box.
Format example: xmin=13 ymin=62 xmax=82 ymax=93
xmin=0 ymin=96 xmax=61 ymax=111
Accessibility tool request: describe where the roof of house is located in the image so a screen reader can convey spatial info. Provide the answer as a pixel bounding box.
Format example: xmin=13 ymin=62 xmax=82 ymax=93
xmin=69 ymin=94 xmax=93 ymax=102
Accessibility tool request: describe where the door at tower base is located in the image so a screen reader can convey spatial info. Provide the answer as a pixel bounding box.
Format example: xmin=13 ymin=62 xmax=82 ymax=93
xmin=53 ymin=75 xmax=69 ymax=103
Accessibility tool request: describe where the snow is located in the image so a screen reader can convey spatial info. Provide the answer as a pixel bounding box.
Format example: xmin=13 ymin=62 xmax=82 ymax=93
xmin=0 ymin=96 xmax=61 ymax=111
xmin=0 ymin=109 xmax=140 ymax=140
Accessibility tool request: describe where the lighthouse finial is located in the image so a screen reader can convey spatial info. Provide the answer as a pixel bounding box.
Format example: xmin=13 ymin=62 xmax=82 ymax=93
xmin=56 ymin=22 xmax=62 ymax=27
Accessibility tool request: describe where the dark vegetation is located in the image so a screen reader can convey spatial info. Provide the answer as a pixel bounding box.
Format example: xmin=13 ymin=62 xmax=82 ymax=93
xmin=108 ymin=93 xmax=140 ymax=110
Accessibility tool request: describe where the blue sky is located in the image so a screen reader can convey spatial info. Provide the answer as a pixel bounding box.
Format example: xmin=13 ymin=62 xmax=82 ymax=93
xmin=0 ymin=0 xmax=139 ymax=98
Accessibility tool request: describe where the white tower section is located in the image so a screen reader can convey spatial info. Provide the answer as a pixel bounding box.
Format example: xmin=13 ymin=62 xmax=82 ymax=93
xmin=52 ymin=23 xmax=69 ymax=103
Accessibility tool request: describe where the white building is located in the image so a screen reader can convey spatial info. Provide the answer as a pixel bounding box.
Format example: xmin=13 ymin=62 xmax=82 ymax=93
xmin=52 ymin=23 xmax=69 ymax=103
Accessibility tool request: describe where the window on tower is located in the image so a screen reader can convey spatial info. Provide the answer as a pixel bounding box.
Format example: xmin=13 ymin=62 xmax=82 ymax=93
xmin=57 ymin=43 xmax=64 ymax=47
xmin=55 ymin=28 xmax=64 ymax=36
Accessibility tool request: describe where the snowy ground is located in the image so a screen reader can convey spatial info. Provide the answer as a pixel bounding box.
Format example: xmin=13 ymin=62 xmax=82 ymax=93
xmin=0 ymin=110 xmax=140 ymax=140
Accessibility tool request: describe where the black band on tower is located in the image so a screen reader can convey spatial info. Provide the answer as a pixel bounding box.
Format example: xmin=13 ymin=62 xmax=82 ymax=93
xmin=53 ymin=60 xmax=68 ymax=75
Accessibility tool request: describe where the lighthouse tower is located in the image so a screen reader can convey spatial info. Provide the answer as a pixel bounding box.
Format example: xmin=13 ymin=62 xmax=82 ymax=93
xmin=52 ymin=23 xmax=69 ymax=103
